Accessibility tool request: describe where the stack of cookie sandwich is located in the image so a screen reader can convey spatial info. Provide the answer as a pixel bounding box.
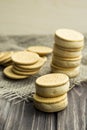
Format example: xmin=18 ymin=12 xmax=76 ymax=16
xmin=0 ymin=51 xmax=13 ymax=66
xmin=51 ymin=29 xmax=84 ymax=78
xmin=3 ymin=51 xmax=47 ymax=79
xmin=34 ymin=73 xmax=69 ymax=112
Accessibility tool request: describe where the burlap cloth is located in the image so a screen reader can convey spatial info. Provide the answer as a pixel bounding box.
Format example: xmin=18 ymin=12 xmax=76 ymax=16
xmin=0 ymin=35 xmax=87 ymax=103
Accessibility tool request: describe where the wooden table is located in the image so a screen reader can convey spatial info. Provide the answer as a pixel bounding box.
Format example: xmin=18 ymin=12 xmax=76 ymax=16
xmin=0 ymin=35 xmax=87 ymax=130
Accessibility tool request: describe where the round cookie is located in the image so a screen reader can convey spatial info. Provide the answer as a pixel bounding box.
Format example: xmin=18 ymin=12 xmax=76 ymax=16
xmin=52 ymin=56 xmax=81 ymax=68
xmin=55 ymin=28 xmax=84 ymax=42
xmin=14 ymin=57 xmax=47 ymax=70
xmin=0 ymin=52 xmax=13 ymax=63
xmin=11 ymin=51 xmax=40 ymax=65
xmin=36 ymin=73 xmax=69 ymax=87
xmin=53 ymin=54 xmax=82 ymax=61
xmin=27 ymin=46 xmax=52 ymax=56
xmin=33 ymin=94 xmax=68 ymax=112
xmin=55 ymin=36 xmax=84 ymax=49
xmin=4 ymin=61 xmax=13 ymax=67
xmin=12 ymin=67 xmax=39 ymax=76
xmin=34 ymin=93 xmax=67 ymax=103
xmin=55 ymin=31 xmax=84 ymax=49
xmin=36 ymin=81 xmax=69 ymax=97
xmin=55 ymin=44 xmax=83 ymax=52
xmin=3 ymin=66 xmax=28 ymax=79
xmin=1 ymin=58 xmax=12 ymax=65
xmin=13 ymin=65 xmax=39 ymax=72
xmin=0 ymin=52 xmax=4 ymax=59
xmin=53 ymin=44 xmax=82 ymax=58
xmin=51 ymin=64 xmax=80 ymax=78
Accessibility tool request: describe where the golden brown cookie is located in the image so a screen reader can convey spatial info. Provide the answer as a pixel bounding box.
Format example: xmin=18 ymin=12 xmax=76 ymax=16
xmin=27 ymin=46 xmax=52 ymax=56
xmin=52 ymin=54 xmax=82 ymax=61
xmin=51 ymin=64 xmax=80 ymax=78
xmin=55 ymin=28 xmax=84 ymax=42
xmin=14 ymin=57 xmax=47 ymax=70
xmin=52 ymin=55 xmax=81 ymax=68
xmin=33 ymin=94 xmax=68 ymax=112
xmin=55 ymin=44 xmax=83 ymax=52
xmin=53 ymin=44 xmax=82 ymax=58
xmin=36 ymin=81 xmax=69 ymax=97
xmin=3 ymin=65 xmax=28 ymax=79
xmin=36 ymin=73 xmax=69 ymax=87
xmin=11 ymin=51 xmax=40 ymax=65
xmin=12 ymin=67 xmax=39 ymax=76
xmin=0 ymin=52 xmax=4 ymax=59
xmin=0 ymin=52 xmax=13 ymax=64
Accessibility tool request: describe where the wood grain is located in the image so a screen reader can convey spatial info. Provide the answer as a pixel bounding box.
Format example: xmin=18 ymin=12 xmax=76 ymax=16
xmin=0 ymin=82 xmax=86 ymax=130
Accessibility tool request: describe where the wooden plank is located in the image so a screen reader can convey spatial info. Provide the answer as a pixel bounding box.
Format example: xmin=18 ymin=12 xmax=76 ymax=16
xmin=0 ymin=100 xmax=10 ymax=130
xmin=57 ymin=82 xmax=87 ymax=130
xmin=0 ymin=82 xmax=87 ymax=130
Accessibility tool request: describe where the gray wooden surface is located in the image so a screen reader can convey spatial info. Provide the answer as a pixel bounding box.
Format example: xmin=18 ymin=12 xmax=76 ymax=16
xmin=0 ymin=35 xmax=87 ymax=130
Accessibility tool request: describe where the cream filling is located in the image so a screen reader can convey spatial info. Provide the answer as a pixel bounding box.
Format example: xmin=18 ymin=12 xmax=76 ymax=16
xmin=36 ymin=82 xmax=69 ymax=97
xmin=52 ymin=58 xmax=81 ymax=68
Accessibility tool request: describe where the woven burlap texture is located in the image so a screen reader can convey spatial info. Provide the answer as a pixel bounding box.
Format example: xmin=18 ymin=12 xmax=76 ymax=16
xmin=0 ymin=35 xmax=87 ymax=103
